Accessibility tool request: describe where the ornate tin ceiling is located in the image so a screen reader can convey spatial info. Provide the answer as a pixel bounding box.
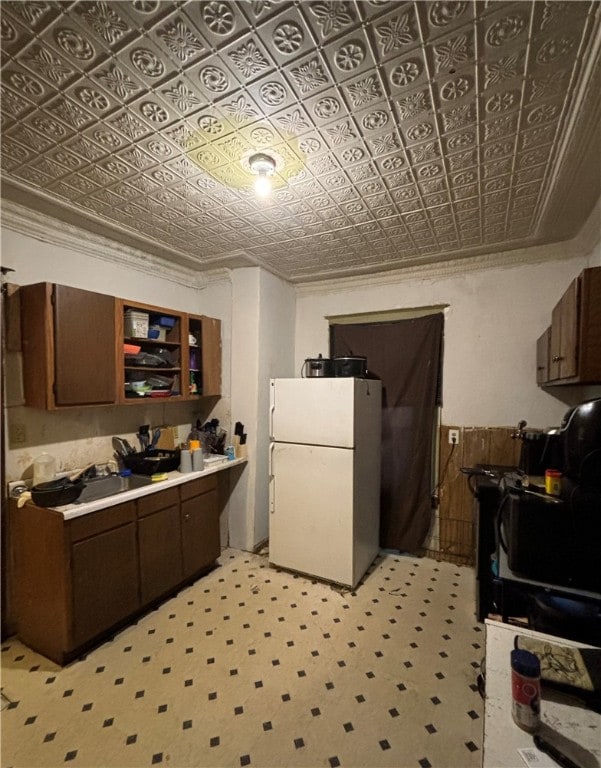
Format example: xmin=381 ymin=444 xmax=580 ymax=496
xmin=1 ymin=1 xmax=600 ymax=283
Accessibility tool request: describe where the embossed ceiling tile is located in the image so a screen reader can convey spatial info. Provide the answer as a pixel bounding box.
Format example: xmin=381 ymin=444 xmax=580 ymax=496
xmin=281 ymin=50 xmax=333 ymax=102
xmin=20 ymin=107 xmax=77 ymax=147
xmin=425 ymin=23 xmax=476 ymax=81
xmin=102 ymin=107 xmax=153 ymax=145
xmin=300 ymin=88 xmax=347 ymax=127
xmin=118 ymin=36 xmax=183 ymax=90
xmin=76 ymin=124 xmax=124 ymax=161
xmin=432 ymin=69 xmax=475 ymax=112
xmin=247 ymin=78 xmax=299 ymax=124
xmin=1 ymin=62 xmax=56 ymax=109
xmin=529 ymin=19 xmax=587 ymax=80
xmin=115 ymin=143 xmax=159 ymax=174
xmin=117 ymin=0 xmax=177 ymax=29
xmin=479 ymin=4 xmax=531 ymax=62
xmin=418 ymin=1 xmax=474 ymax=41
xmin=481 ymin=47 xmax=527 ymax=92
xmin=45 ymin=92 xmax=98 ymax=131
xmin=73 ymin=1 xmax=135 ymax=49
xmin=0 ymin=85 xmax=34 ymax=126
xmin=38 ymin=16 xmax=114 ymax=75
xmin=181 ymin=1 xmax=249 ymax=50
xmin=318 ymin=114 xmax=362 ymax=152
xmin=252 ymin=5 xmax=315 ymax=68
xmin=368 ymin=3 xmax=421 ymax=63
xmin=480 ymin=112 xmax=518 ymax=144
xmin=532 ymin=0 xmax=590 ymax=37
xmin=301 ymin=1 xmax=358 ymax=44
xmin=16 ymin=40 xmax=79 ymax=90
xmin=10 ymin=161 xmax=55 ymax=190
xmin=3 ymin=1 xmax=62 ymax=35
xmin=321 ymin=27 xmax=375 ymax=87
xmin=214 ymin=30 xmax=278 ymax=91
xmin=146 ymin=12 xmax=208 ymax=70
xmin=380 ymin=50 xmax=428 ymax=98
xmin=392 ymin=83 xmax=434 ymax=125
xmin=87 ymin=57 xmax=147 ymax=105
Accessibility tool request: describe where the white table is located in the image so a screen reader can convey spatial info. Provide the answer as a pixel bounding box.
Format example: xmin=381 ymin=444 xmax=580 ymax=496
xmin=483 ymin=619 xmax=600 ymax=768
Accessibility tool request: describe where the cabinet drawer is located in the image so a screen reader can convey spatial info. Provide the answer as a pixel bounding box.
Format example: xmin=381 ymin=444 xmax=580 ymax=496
xmin=137 ymin=487 xmax=179 ymax=517
xmin=70 ymin=501 xmax=135 ymax=543
xmin=180 ymin=475 xmax=217 ymax=501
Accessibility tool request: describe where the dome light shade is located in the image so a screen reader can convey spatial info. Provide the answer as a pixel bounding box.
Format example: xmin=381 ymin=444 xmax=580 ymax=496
xmin=249 ymin=152 xmax=276 ymax=197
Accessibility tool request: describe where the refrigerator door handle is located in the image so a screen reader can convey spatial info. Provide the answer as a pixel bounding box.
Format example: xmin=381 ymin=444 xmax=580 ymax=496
xmin=269 ymin=379 xmax=275 ymax=441
xmin=269 ymin=443 xmax=275 ymax=514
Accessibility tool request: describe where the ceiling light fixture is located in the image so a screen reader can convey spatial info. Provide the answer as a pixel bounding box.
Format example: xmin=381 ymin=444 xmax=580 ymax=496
xmin=248 ymin=152 xmax=276 ymax=197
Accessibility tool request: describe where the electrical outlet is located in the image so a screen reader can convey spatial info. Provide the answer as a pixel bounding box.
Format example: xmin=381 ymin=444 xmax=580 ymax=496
xmin=9 ymin=422 xmax=26 ymax=445
xmin=448 ymin=429 xmax=460 ymax=445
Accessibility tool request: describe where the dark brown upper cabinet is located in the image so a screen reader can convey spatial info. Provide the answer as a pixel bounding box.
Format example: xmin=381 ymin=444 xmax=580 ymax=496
xmin=19 ymin=283 xmax=222 ymax=409
xmin=538 ymin=266 xmax=601 ymax=386
xmin=20 ymin=283 xmax=116 ymax=409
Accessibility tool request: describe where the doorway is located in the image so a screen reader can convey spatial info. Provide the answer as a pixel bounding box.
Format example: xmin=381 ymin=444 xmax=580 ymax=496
xmin=330 ymin=311 xmax=444 ymax=553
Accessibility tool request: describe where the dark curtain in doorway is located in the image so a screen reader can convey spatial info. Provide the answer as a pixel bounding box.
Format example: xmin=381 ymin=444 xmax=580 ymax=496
xmin=331 ymin=314 xmax=444 ymax=553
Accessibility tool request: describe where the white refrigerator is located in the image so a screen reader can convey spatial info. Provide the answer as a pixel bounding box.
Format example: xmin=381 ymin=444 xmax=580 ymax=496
xmin=269 ymin=377 xmax=382 ymax=589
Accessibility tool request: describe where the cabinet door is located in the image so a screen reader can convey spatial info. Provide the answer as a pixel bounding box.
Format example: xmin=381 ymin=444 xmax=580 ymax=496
xmin=138 ymin=504 xmax=183 ymax=604
xmin=71 ymin=523 xmax=139 ymax=648
xmin=54 ymin=285 xmax=116 ymax=405
xmin=536 ymin=327 xmax=551 ymax=385
xmin=181 ymin=490 xmax=220 ymax=577
xmin=549 ymin=278 xmax=578 ymax=381
xmin=186 ymin=315 xmax=221 ymax=398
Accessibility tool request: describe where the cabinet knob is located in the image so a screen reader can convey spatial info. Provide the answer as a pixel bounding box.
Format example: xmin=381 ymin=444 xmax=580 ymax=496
xmin=552 ymin=355 xmax=563 ymax=362
xmin=184 ymin=513 xmax=190 ymax=521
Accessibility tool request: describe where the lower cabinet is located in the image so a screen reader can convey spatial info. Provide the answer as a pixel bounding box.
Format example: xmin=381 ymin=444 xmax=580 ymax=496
xmin=138 ymin=488 xmax=183 ymax=604
xmin=181 ymin=476 xmax=220 ymax=577
xmin=11 ymin=475 xmax=220 ymax=665
xmin=71 ymin=520 xmax=139 ymax=648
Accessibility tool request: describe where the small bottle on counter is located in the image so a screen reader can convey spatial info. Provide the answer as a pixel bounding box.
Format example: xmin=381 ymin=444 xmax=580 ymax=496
xmin=119 ymin=469 xmax=132 ymax=491
xmin=511 ymin=649 xmax=541 ymax=733
xmin=544 ymin=469 xmax=562 ymax=496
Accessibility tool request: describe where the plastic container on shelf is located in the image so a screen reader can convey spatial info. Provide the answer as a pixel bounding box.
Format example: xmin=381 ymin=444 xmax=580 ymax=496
xmin=124 ymin=310 xmax=149 ymax=338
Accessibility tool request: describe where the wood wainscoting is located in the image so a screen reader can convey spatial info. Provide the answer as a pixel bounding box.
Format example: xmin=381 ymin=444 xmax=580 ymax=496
xmin=421 ymin=426 xmax=521 ymax=566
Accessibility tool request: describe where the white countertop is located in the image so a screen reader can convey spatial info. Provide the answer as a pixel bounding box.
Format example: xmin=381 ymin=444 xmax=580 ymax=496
xmin=483 ymin=619 xmax=600 ymax=768
xmin=47 ymin=457 xmax=247 ymax=519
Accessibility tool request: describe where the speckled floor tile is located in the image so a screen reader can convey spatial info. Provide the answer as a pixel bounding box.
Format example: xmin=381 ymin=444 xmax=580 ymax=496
xmin=1 ymin=548 xmax=483 ymax=767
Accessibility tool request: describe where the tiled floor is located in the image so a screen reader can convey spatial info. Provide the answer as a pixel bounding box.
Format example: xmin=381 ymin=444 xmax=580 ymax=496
xmin=1 ymin=548 xmax=484 ymax=768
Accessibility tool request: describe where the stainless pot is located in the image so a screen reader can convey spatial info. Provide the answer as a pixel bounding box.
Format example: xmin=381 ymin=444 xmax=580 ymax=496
xmin=303 ymin=355 xmax=334 ymax=377
xmin=333 ymin=356 xmax=367 ymax=378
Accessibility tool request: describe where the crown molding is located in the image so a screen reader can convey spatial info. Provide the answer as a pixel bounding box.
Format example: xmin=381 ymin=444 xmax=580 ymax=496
xmin=1 ymin=199 xmax=230 ymax=289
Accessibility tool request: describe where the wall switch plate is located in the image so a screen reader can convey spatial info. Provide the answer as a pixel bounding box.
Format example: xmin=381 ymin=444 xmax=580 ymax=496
xmin=448 ymin=429 xmax=460 ymax=445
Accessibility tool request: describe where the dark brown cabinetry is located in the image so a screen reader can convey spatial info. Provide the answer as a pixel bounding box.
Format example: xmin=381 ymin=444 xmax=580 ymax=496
xmin=537 ymin=266 xmax=601 ymax=386
xmin=71 ymin=505 xmax=139 ymax=648
xmin=137 ymin=488 xmax=183 ymax=604
xmin=20 ymin=283 xmax=116 ymax=408
xmin=11 ymin=477 xmax=221 ymax=665
xmin=181 ymin=476 xmax=220 ymax=576
xmin=536 ymin=327 xmax=551 ymax=385
xmin=187 ymin=314 xmax=222 ymax=398
xmin=19 ymin=284 xmax=221 ymax=408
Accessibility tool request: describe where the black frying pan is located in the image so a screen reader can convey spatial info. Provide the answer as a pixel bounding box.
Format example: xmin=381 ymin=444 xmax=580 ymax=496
xmin=30 ymin=462 xmax=94 ymax=507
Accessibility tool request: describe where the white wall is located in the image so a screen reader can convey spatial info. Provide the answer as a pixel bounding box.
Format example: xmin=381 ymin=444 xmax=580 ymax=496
xmin=228 ymin=267 xmax=295 ymax=550
xmin=295 ymin=242 xmax=601 ymax=430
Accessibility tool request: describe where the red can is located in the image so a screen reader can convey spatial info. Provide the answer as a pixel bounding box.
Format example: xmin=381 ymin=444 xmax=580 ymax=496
xmin=511 ymin=649 xmax=540 ymax=732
